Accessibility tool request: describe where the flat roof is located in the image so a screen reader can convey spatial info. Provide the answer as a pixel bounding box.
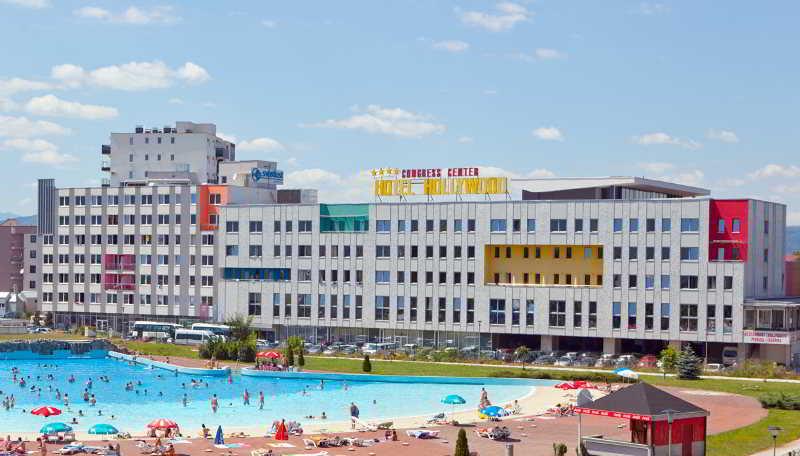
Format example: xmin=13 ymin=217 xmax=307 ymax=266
xmin=512 ymin=176 xmax=710 ymax=197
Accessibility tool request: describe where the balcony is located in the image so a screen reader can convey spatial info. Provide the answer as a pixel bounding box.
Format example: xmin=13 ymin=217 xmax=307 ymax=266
xmin=101 ymin=178 xmax=110 ymax=187
xmin=101 ymin=144 xmax=111 ymax=155
xmin=101 ymin=160 xmax=111 ymax=171
xmin=102 ymin=273 xmax=136 ymax=291
xmin=103 ymin=254 xmax=135 ymax=271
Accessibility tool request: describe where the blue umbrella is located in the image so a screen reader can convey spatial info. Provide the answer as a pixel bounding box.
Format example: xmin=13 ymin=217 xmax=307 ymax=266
xmin=40 ymin=422 xmax=72 ymax=434
xmin=441 ymin=394 xmax=466 ymax=405
xmin=214 ymin=425 xmax=224 ymax=445
xmin=88 ymin=423 xmax=119 ymax=435
xmin=480 ymin=406 xmax=508 ymax=418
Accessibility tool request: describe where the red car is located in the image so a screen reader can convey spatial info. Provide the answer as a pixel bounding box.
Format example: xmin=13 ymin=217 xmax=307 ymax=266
xmin=637 ymin=354 xmax=658 ymax=368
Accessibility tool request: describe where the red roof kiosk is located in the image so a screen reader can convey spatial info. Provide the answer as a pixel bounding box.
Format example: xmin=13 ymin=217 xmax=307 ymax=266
xmin=574 ymin=383 xmax=709 ymax=456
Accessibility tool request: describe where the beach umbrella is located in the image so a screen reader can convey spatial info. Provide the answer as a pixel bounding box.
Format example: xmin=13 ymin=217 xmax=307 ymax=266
xmin=88 ymin=423 xmax=119 ymax=435
xmin=274 ymin=421 xmax=288 ymax=441
xmin=613 ymin=368 xmax=639 ymax=380
xmin=480 ymin=406 xmax=508 ymax=418
xmin=31 ymin=406 xmax=62 ymax=417
xmin=441 ymin=394 xmax=466 ymax=417
xmin=40 ymin=422 xmax=72 ymax=434
xmin=214 ymin=426 xmax=224 ymax=445
xmin=256 ymin=351 xmax=281 ymax=359
xmin=147 ymin=418 xmax=179 ymax=429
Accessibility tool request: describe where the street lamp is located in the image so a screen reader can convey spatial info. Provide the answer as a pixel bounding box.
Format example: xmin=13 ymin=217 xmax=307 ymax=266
xmin=768 ymin=426 xmax=783 ymax=456
xmin=477 ymin=320 xmax=483 ymax=360
xmin=661 ymin=409 xmax=677 ymax=456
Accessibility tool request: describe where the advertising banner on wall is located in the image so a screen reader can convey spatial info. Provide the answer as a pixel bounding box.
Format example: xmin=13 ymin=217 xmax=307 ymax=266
xmin=742 ymin=330 xmax=791 ymax=345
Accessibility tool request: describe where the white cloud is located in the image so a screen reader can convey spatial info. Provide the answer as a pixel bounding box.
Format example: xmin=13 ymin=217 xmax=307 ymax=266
xmin=261 ymin=19 xmax=277 ymax=28
xmin=706 ymin=129 xmax=739 ymax=143
xmin=0 ymin=116 xmax=71 ymax=138
xmin=532 ymin=126 xmax=564 ymax=141
xmin=773 ymin=184 xmax=800 ymax=195
xmin=637 ymin=2 xmax=669 ymax=15
xmin=637 ymin=162 xmax=675 ymax=174
xmin=433 ymin=40 xmax=470 ymax=52
xmin=0 ymin=98 xmax=18 ymax=111
xmin=24 ymin=94 xmax=118 ymax=120
xmin=1 ymin=138 xmax=77 ymax=165
xmin=458 ymin=2 xmax=530 ymax=32
xmin=305 ymin=105 xmax=446 ymax=138
xmin=168 ymin=97 xmax=183 ymax=104
xmin=0 ymin=77 xmax=52 ymax=96
xmin=285 ymin=168 xmax=374 ymax=203
xmin=0 ymin=0 xmax=49 ymax=8
xmin=74 ymin=5 xmax=179 ymax=25
xmin=534 ymin=48 xmax=566 ymax=60
xmin=658 ymin=169 xmax=704 ymax=187
xmin=631 ymin=132 xmax=701 ymax=149
xmin=216 ymin=132 xmax=237 ymax=143
xmin=237 ymin=137 xmax=285 ymax=152
xmin=51 ymin=61 xmax=210 ymax=91
xmin=748 ymin=164 xmax=800 ymax=180
xmin=457 ymin=136 xmax=474 ymax=144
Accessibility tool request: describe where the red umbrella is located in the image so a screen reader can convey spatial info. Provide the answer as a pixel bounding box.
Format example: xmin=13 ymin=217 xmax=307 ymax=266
xmin=274 ymin=421 xmax=288 ymax=441
xmin=31 ymin=406 xmax=62 ymax=417
xmin=256 ymin=351 xmax=282 ymax=359
xmin=147 ymin=418 xmax=179 ymax=430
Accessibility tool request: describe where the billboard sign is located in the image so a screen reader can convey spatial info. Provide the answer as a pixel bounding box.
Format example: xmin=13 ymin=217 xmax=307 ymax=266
xmin=251 ymin=168 xmax=284 ymax=185
xmin=371 ymin=167 xmax=508 ymax=198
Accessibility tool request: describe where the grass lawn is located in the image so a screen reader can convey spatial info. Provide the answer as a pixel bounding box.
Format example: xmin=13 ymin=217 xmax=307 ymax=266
xmin=707 ymin=409 xmax=800 ymax=456
xmin=0 ymin=332 xmax=88 ymax=341
xmin=113 ymin=339 xmax=200 ymax=359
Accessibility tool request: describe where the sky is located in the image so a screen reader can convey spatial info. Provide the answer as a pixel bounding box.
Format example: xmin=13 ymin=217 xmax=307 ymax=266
xmin=1 ymin=1 xmax=799 ymax=221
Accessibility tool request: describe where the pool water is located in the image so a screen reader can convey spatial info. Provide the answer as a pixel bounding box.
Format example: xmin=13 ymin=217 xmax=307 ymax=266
xmin=0 ymin=356 xmax=546 ymax=434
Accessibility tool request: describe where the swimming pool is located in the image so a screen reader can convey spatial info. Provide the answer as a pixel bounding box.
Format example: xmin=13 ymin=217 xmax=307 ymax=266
xmin=0 ymin=353 xmax=552 ymax=434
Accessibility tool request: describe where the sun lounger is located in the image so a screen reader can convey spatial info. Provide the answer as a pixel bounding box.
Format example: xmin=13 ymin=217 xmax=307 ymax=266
xmin=350 ymin=417 xmax=377 ymax=432
xmin=405 ymin=430 xmax=439 ymax=439
xmin=426 ymin=413 xmax=446 ymax=424
xmin=55 ymin=444 xmax=85 ymax=455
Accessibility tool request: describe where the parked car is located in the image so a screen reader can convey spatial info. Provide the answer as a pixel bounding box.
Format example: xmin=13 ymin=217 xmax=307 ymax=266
xmin=705 ymin=363 xmax=725 ymax=373
xmin=595 ymin=354 xmax=618 ymax=368
xmin=637 ymin=354 xmax=659 ymax=368
xmin=574 ymin=356 xmax=598 ymax=367
xmin=615 ymin=354 xmax=638 ymax=368
xmin=306 ymin=345 xmax=323 ymax=354
xmin=340 ymin=345 xmax=358 ymax=355
xmin=555 ymin=356 xmax=574 ymax=367
xmin=534 ymin=355 xmax=557 ymax=365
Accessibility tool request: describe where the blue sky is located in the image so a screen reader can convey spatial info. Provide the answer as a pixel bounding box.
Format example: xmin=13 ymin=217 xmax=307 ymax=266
xmin=1 ymin=1 xmax=799 ymax=221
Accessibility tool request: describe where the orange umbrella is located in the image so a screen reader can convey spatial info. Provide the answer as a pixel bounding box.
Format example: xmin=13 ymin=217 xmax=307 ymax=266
xmin=274 ymin=420 xmax=288 ymax=441
xmin=256 ymin=351 xmax=281 ymax=359
xmin=31 ymin=406 xmax=62 ymax=417
xmin=147 ymin=418 xmax=179 ymax=429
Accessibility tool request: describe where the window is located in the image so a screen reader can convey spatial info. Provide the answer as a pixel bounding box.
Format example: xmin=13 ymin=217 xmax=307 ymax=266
xmin=468 ymin=219 xmax=476 ymax=232
xmin=724 ymin=275 xmax=733 ymax=290
xmin=764 ymin=220 xmax=769 ymax=234
xmin=680 ymin=275 xmax=698 ymax=289
xmin=629 ymin=218 xmax=639 ymax=232
xmin=398 ymin=220 xmax=407 ymax=232
xmin=629 ymin=246 xmax=638 ymax=260
xmin=466 ymin=298 xmax=475 ymax=323
xmin=425 ymin=219 xmax=434 ymax=232
xmin=526 ymin=218 xmax=536 ymax=232
xmin=249 ymin=245 xmax=262 ymax=257
xmin=628 ymin=274 xmax=638 ymax=288
xmin=489 ymin=299 xmax=506 ymax=325
xmin=226 ymin=221 xmax=239 ymax=232
xmin=613 ymin=247 xmax=622 ymax=260
xmin=612 ymin=302 xmax=621 ymax=329
xmin=680 ymin=247 xmax=699 ymax=260
xmin=297 ymin=294 xmax=311 ymax=318
xmin=613 ymin=274 xmax=622 ymax=288
xmin=573 ymin=301 xmax=582 ymax=327
xmin=248 ymin=293 xmax=262 ymax=316
xmin=707 ymin=275 xmax=717 ymax=290
xmin=646 ymin=247 xmax=654 ymax=260
xmin=723 ymin=305 xmax=733 ymax=334
xmin=376 ymin=245 xmax=391 ymax=257
xmin=525 ymin=300 xmax=535 ymax=326
xmin=511 ymin=299 xmax=520 ymax=325
xmin=225 ymin=245 xmax=238 ymax=256
xmin=376 ymin=220 xmax=390 ymax=232
xmin=613 ymin=218 xmax=623 ymax=232
xmin=590 ymin=218 xmax=598 ymax=232
xmin=645 ymin=303 xmax=654 ymax=330
xmin=424 ymin=298 xmax=432 ymax=322
xmin=661 ymin=247 xmax=671 ymax=260
xmin=627 ymin=302 xmax=637 ymax=329
xmin=285 ymin=221 xmax=293 ymax=232
xmin=732 ymin=218 xmax=741 ymax=233
xmin=646 ymin=218 xmax=656 ymax=232
xmin=249 ymin=221 xmax=263 ymax=233
xmin=680 ymin=304 xmax=698 ymax=331
xmin=660 ymin=303 xmax=671 ymax=330
xmin=409 ymin=297 xmax=417 ymax=322
xmin=548 ymin=300 xmax=566 ymax=327
xmin=717 ymin=219 xmax=726 ymax=233
xmin=441 ymin=219 xmax=449 ymax=232
xmin=375 ymin=271 xmax=390 ymax=283
xmin=583 ymin=247 xmax=593 ymax=259
xmin=374 ymin=296 xmax=390 ymax=321
xmin=645 ymin=275 xmax=655 ymax=289
xmin=574 ymin=219 xmax=584 ymax=232
xmin=452 ymin=297 xmax=461 ymax=323
xmin=453 ymin=219 xmax=462 ymax=232
xmin=395 ymin=296 xmax=404 ymax=321
xmin=588 ymin=301 xmax=598 ymax=328
xmin=680 ymin=218 xmax=699 ymax=232
xmin=550 ymin=219 xmax=567 ymax=232
xmin=490 ymin=219 xmax=507 ymax=232
xmin=706 ymin=305 xmax=717 ymax=333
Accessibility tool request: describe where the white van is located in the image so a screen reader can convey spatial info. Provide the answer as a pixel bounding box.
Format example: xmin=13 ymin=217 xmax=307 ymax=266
xmin=174 ymin=329 xmax=216 ymax=346
xmin=722 ymin=346 xmax=739 ymax=366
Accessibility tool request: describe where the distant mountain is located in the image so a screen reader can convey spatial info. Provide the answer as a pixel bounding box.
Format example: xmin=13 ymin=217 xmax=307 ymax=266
xmin=788 ymin=226 xmax=800 ymax=255
xmin=0 ymin=213 xmax=36 ymax=225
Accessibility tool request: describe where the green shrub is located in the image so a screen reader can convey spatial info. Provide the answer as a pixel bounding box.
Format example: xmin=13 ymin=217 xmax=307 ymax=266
xmin=363 ymin=355 xmax=372 ymax=372
xmin=286 ymin=345 xmax=295 ymax=366
xmin=659 ymin=346 xmax=679 ymax=372
xmin=454 ymin=428 xmax=469 ymax=456
xmin=298 ymin=348 xmax=305 ymax=367
xmin=759 ymin=392 xmax=800 ymax=410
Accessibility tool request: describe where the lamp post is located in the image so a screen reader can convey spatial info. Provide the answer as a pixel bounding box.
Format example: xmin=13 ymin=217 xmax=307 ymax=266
xmin=768 ymin=426 xmax=783 ymax=456
xmin=661 ymin=409 xmax=677 ymax=456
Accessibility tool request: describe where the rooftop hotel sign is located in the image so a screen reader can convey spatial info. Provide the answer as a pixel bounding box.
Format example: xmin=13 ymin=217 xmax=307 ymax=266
xmin=371 ymin=167 xmax=508 ymax=198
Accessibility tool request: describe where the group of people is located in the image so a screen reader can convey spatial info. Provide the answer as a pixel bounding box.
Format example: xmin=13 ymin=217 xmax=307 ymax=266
xmin=2 ymin=436 xmax=27 ymax=455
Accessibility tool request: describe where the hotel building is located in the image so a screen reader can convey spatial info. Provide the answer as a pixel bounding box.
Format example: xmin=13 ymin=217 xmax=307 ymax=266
xmin=34 ymin=123 xmax=799 ymax=365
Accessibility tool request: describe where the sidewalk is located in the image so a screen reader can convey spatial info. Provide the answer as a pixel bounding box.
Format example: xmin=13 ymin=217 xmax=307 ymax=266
xmin=751 ymin=438 xmax=800 ymax=456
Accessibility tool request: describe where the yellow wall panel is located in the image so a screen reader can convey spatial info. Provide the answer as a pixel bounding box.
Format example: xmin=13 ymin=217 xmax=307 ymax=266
xmin=484 ymin=244 xmax=604 ymax=287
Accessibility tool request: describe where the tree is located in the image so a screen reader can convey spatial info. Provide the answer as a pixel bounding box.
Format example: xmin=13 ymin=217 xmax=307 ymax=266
xmin=454 ymin=428 xmax=469 ymax=456
xmin=514 ymin=345 xmax=531 ymax=369
xmin=676 ymin=344 xmax=702 ymax=380
xmin=225 ymin=314 xmax=254 ymax=343
xmin=659 ymin=346 xmax=679 ymax=374
xmin=286 ymin=335 xmax=304 ymax=353
xmin=285 ymin=345 xmax=295 ymax=367
xmin=297 ymin=347 xmax=305 ymax=367
xmin=362 ymin=354 xmax=372 ymax=372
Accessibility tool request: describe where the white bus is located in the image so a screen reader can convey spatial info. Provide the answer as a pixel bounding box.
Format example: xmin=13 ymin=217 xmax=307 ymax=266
xmin=190 ymin=323 xmax=231 ymax=338
xmin=174 ymin=329 xmax=216 ymax=346
xmin=129 ymin=321 xmax=183 ymax=340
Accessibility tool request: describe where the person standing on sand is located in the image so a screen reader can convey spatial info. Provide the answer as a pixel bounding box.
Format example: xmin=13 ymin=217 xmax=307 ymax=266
xmin=349 ymin=402 xmax=359 ymax=429
xmin=211 ymin=394 xmax=218 ymax=413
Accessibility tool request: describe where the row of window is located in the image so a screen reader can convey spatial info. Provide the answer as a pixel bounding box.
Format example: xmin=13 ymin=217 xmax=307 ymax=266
xmin=58 ymin=214 xmax=192 ymax=226
xmin=43 ymin=254 xmax=215 ymax=266
xmin=226 ymin=220 xmax=313 ymax=234
xmin=44 ymin=233 xmax=215 ymax=247
xmin=42 ymin=273 xmax=214 ymax=287
xmin=127 ymin=135 xmax=176 ymax=145
xmin=609 ymin=274 xmax=735 ymax=290
xmin=58 ymin=193 xmax=194 ymax=207
xmin=41 ymin=292 xmax=212 ymax=306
